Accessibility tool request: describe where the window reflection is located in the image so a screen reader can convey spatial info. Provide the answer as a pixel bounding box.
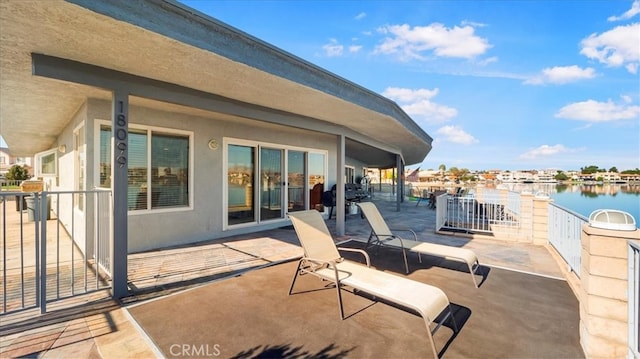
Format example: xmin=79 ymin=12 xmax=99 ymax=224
xmin=99 ymin=125 xmax=190 ymax=211
xmin=228 ymin=145 xmax=255 ymax=225
xmin=288 ymin=150 xmax=305 ymax=212
xmin=260 ymin=148 xmax=282 ymax=220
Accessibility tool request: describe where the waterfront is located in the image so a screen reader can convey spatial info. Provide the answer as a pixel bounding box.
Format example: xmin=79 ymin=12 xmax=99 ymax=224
xmin=495 ymin=182 xmax=640 ymax=223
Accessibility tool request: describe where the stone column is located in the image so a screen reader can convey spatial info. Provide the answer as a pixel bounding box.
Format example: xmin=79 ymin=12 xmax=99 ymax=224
xmin=531 ymin=195 xmax=550 ymax=246
xmin=580 ymin=224 xmax=640 ymax=358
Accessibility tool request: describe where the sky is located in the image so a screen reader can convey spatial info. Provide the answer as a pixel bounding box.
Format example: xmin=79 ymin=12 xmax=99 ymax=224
xmin=190 ymin=1 xmax=634 ymax=171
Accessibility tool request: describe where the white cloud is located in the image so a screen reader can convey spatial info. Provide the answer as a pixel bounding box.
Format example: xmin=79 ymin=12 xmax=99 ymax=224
xmin=476 ymin=56 xmax=499 ymax=66
xmin=374 ymin=23 xmax=492 ymax=61
xmin=519 ymin=144 xmax=575 ymax=160
xmin=382 ymin=87 xmax=458 ymax=123
xmin=349 ymin=45 xmax=363 ymax=53
xmin=461 ymin=20 xmax=487 ymax=28
xmin=555 ymin=98 xmax=640 ymax=122
xmin=322 ymin=39 xmax=344 ymax=57
xmin=435 ymin=125 xmax=478 ymax=145
xmin=580 ymin=23 xmax=640 ymax=74
xmin=382 ymin=87 xmax=439 ymax=102
xmin=525 ymin=65 xmax=597 ymax=85
xmin=355 ymin=12 xmax=367 ymax=20
xmin=608 ymin=0 xmax=640 ymax=21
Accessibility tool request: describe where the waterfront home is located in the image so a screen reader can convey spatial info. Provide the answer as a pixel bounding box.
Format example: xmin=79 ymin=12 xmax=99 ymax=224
xmin=0 ymin=0 xmax=430 ymax=255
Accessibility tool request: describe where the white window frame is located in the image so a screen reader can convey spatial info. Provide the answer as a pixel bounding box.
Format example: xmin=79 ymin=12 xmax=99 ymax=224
xmin=34 ymin=148 xmax=58 ymax=177
xmin=345 ymin=165 xmax=355 ymax=184
xmin=95 ymin=119 xmax=194 ymax=214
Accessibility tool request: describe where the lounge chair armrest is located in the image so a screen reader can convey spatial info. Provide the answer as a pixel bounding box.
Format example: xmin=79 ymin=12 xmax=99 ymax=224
xmin=301 ymin=257 xmax=337 ymax=270
xmin=337 ymin=247 xmax=371 ymax=267
xmin=390 ymin=228 xmax=418 ymax=241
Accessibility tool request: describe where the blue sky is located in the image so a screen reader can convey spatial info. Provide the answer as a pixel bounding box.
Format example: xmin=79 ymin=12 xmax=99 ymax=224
xmin=179 ymin=0 xmax=640 ymax=172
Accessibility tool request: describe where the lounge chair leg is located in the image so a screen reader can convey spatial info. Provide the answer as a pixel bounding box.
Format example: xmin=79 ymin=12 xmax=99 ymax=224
xmin=468 ymin=262 xmax=479 ymax=288
xmin=426 ymin=329 xmax=440 ymax=359
xmin=365 ymin=231 xmax=375 ymax=250
xmin=335 ymin=283 xmax=345 ymax=320
xmin=449 ymin=306 xmax=459 ymax=333
xmin=288 ymin=260 xmax=303 ymax=295
xmin=402 ymin=249 xmax=409 ymax=274
xmin=468 ymin=260 xmax=483 ymax=288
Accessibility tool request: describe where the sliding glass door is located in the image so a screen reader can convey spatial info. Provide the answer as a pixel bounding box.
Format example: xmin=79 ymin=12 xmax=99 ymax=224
xmin=226 ymin=140 xmax=326 ymax=227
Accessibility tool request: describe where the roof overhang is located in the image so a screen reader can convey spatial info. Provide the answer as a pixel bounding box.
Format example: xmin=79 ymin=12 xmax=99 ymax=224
xmin=0 ymin=0 xmax=432 ymax=167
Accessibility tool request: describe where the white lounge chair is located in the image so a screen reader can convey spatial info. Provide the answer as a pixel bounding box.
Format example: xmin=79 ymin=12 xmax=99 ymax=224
xmin=356 ymin=201 xmax=483 ymax=288
xmin=288 ymin=210 xmax=458 ymax=359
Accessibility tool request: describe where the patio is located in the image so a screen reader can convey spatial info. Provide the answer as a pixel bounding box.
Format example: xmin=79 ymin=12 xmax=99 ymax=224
xmin=0 ymin=195 xmax=583 ymax=358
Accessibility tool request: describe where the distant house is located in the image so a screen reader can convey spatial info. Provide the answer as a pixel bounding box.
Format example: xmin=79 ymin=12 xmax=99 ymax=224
xmin=406 ymin=168 xmax=420 ymax=182
xmin=0 ymin=147 xmax=32 ymax=175
xmin=0 ymin=0 xmax=433 ymax=254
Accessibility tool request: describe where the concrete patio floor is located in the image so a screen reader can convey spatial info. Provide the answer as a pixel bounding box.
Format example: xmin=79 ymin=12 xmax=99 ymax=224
xmin=0 ymin=195 xmax=581 ymax=358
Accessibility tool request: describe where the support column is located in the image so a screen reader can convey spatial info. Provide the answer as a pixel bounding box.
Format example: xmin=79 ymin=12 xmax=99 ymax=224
xmin=111 ymin=90 xmax=129 ymax=299
xmin=336 ymin=134 xmax=345 ymax=236
xmin=396 ymin=155 xmax=402 ymax=211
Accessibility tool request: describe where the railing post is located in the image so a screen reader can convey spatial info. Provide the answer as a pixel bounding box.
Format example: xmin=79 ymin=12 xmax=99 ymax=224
xmin=37 ymin=193 xmax=47 ymax=314
xmin=531 ymin=195 xmax=550 ymax=246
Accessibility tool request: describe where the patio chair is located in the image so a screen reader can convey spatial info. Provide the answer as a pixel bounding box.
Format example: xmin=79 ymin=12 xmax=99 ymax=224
xmin=356 ymin=202 xmax=483 ymax=288
xmin=415 ymin=189 xmax=431 ymax=207
xmin=288 ymin=210 xmax=458 ymax=359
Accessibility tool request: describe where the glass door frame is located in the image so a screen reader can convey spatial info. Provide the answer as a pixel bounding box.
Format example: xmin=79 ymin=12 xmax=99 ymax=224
xmin=223 ymin=138 xmax=327 ymax=229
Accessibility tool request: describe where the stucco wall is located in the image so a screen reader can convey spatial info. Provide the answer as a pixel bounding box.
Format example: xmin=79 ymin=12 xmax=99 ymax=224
xmin=81 ymin=98 xmax=338 ymax=252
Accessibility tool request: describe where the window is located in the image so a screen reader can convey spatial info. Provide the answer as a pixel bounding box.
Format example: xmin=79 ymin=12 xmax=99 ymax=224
xmin=227 ymin=144 xmax=255 ymax=225
xmin=34 ymin=149 xmax=57 ymax=177
xmin=99 ymin=123 xmax=191 ymax=211
xmin=260 ymin=147 xmax=283 ymax=220
xmin=287 ymin=150 xmax=305 ymax=212
xmin=225 ymin=139 xmax=326 ymax=227
xmin=345 ymin=166 xmax=355 ymax=184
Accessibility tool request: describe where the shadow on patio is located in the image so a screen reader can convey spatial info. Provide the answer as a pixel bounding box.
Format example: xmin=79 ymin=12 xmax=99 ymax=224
xmin=126 ymin=241 xmax=583 ymax=358
xmin=123 ymin=196 xmax=582 ymax=358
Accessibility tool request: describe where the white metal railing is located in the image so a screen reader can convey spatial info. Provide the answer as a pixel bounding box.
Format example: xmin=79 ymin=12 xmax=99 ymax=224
xmin=629 ymin=241 xmax=640 ymax=359
xmin=437 ymin=189 xmax=526 ymax=238
xmin=0 ymin=190 xmax=112 ymax=315
xmin=434 ymin=192 xmax=450 ymax=232
xmin=548 ymin=203 xmax=587 ymax=277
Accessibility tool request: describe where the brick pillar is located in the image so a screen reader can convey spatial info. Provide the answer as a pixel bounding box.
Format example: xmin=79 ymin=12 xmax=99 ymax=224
xmin=518 ymin=192 xmax=534 ymax=243
xmin=580 ymin=224 xmax=640 ymax=358
xmin=531 ymin=195 xmax=550 ymax=246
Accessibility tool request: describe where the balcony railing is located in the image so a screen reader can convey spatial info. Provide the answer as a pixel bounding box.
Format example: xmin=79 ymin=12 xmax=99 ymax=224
xmin=629 ymin=240 xmax=640 ymax=358
xmin=1 ymin=190 xmax=112 ymax=315
xmin=548 ymin=203 xmax=587 ymax=277
xmin=435 ymin=188 xmax=532 ymax=240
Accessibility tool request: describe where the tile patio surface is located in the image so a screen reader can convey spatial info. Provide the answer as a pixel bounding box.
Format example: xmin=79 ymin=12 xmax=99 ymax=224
xmin=0 ymin=195 xmax=582 ymax=358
